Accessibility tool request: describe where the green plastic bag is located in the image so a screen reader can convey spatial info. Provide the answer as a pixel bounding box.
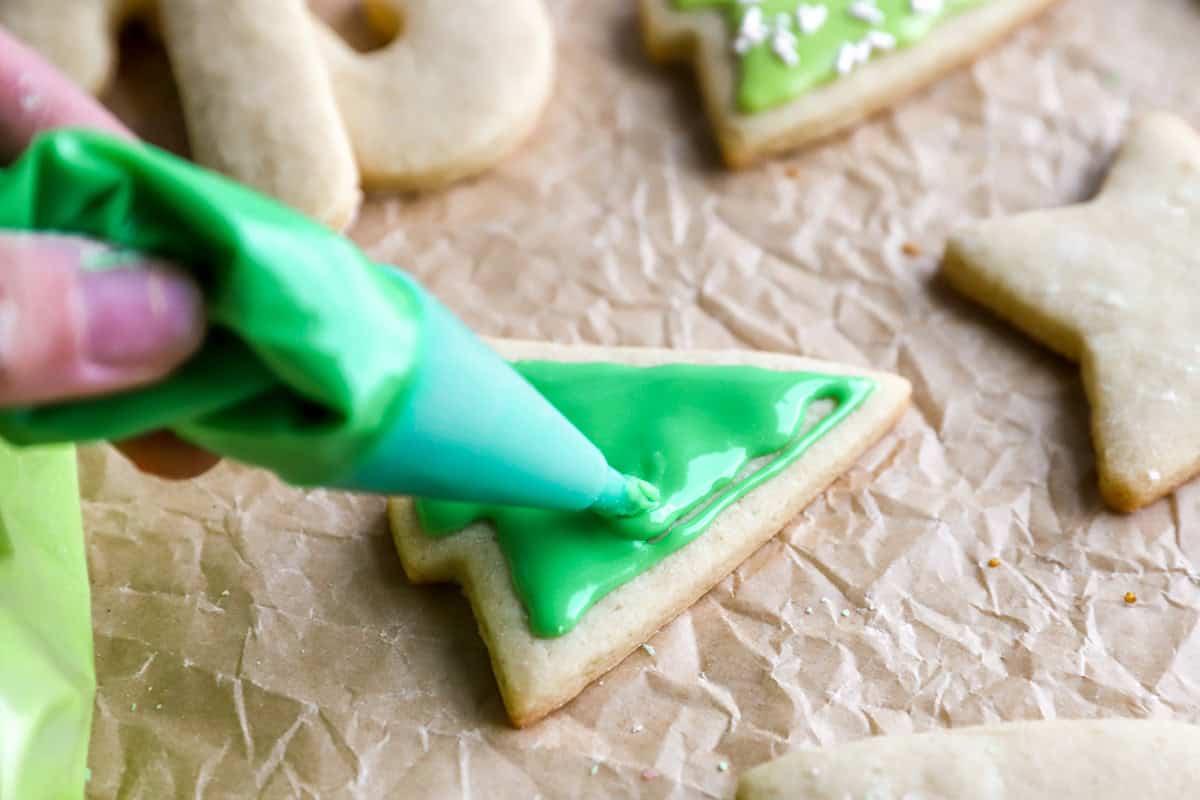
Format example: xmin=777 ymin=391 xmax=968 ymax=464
xmin=0 ymin=129 xmax=422 ymax=487
xmin=0 ymin=441 xmax=93 ymax=799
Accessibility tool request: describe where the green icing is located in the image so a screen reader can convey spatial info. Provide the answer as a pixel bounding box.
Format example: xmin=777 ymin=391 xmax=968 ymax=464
xmin=417 ymin=361 xmax=874 ymax=637
xmin=674 ymin=0 xmax=985 ymax=112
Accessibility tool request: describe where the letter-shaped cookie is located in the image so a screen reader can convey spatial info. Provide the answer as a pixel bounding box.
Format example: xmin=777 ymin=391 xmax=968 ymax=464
xmin=311 ymin=0 xmax=554 ymax=190
xmin=0 ymin=0 xmax=555 ymax=225
xmin=157 ymin=0 xmax=360 ymax=230
xmin=0 ymin=0 xmax=149 ymax=93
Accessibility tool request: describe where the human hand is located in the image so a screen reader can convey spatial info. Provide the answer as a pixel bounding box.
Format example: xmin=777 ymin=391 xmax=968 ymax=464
xmin=0 ymin=27 xmax=218 ymax=479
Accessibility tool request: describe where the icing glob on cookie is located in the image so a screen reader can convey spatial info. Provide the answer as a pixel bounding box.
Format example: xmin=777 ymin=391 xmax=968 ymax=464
xmin=417 ymin=362 xmax=875 ymax=637
xmin=674 ymin=0 xmax=984 ymax=111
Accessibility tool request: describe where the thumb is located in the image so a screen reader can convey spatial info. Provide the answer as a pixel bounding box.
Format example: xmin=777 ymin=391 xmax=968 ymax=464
xmin=0 ymin=234 xmax=206 ymax=407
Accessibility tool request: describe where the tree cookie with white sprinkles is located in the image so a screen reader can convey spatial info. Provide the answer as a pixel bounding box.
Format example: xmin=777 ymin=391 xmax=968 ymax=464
xmin=943 ymin=113 xmax=1200 ymax=512
xmin=640 ymin=0 xmax=1063 ymax=166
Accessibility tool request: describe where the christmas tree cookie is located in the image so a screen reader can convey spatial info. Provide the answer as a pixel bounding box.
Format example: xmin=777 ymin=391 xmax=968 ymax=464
xmin=640 ymin=0 xmax=1063 ymax=166
xmin=389 ymin=340 xmax=910 ymax=725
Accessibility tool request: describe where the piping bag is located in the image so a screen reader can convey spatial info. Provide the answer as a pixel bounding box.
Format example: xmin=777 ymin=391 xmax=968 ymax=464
xmin=0 ymin=130 xmax=659 ymax=523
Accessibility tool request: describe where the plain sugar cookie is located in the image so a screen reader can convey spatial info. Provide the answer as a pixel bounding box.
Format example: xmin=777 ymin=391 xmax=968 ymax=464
xmin=158 ymin=0 xmax=360 ymax=231
xmin=1 ymin=0 xmax=555 ymax=224
xmin=311 ymin=0 xmax=554 ymax=190
xmin=737 ymin=719 xmax=1200 ymax=800
xmin=0 ymin=0 xmax=148 ymax=94
xmin=639 ymin=0 xmax=1064 ymax=167
xmin=389 ymin=340 xmax=910 ymax=726
xmin=943 ymin=113 xmax=1200 ymax=512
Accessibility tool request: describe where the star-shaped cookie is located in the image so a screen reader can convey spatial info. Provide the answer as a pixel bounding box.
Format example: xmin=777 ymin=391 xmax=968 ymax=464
xmin=943 ymin=113 xmax=1200 ymax=512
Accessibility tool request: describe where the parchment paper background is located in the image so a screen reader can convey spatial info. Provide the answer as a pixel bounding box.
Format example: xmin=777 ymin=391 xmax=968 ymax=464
xmin=75 ymin=0 xmax=1200 ymax=796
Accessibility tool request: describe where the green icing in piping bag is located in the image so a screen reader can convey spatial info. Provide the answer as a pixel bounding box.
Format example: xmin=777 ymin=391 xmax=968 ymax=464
xmin=0 ymin=129 xmax=658 ymax=520
xmin=418 ymin=362 xmax=874 ymax=637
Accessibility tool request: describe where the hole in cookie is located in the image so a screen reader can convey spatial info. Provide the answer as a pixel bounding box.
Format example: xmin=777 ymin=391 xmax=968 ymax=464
xmin=315 ymin=0 xmax=404 ymax=54
xmin=99 ymin=18 xmax=191 ymax=158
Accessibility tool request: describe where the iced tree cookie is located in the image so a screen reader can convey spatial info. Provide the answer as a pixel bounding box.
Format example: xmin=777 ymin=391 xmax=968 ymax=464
xmin=389 ymin=340 xmax=910 ymax=726
xmin=639 ymin=0 xmax=1063 ymax=166
xmin=0 ymin=0 xmax=554 ymax=227
xmin=738 ymin=719 xmax=1200 ymax=800
xmin=940 ymin=112 xmax=1200 ymax=513
xmin=943 ymin=113 xmax=1200 ymax=512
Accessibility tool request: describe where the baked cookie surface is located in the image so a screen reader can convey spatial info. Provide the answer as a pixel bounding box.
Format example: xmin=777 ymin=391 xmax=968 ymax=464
xmin=944 ymin=113 xmax=1200 ymax=512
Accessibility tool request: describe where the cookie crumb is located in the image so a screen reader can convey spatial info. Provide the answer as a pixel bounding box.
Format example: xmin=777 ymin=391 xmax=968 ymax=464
xmin=1124 ymin=591 xmax=1138 ymax=605
xmin=901 ymin=241 xmax=923 ymax=257
xmin=987 ymin=558 xmax=1001 ymax=568
xmin=641 ymin=769 xmax=659 ymax=781
xmin=718 ymin=761 xmax=729 ymax=772
xmin=642 ymin=643 xmax=656 ymax=657
xmin=589 ymin=764 xmax=600 ymax=776
xmin=785 ymin=165 xmax=801 ymax=178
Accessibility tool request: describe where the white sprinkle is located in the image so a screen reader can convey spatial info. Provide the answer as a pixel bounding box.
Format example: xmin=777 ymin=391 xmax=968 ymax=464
xmin=805 ymin=606 xmax=814 ymax=615
xmin=820 ymin=597 xmax=831 ymax=605
xmin=866 ymin=30 xmax=897 ymax=51
xmin=718 ymin=761 xmax=730 ymax=772
xmin=796 ymin=4 xmax=828 ymax=34
xmin=589 ymin=764 xmax=600 ymax=776
xmin=221 ymin=589 xmax=230 ymax=596
xmin=840 ymin=609 xmax=851 ymax=618
xmin=632 ymin=723 xmax=645 ymax=733
xmin=836 ymin=39 xmax=873 ymax=75
xmin=1147 ymin=469 xmax=1162 ymax=482
xmin=848 ymin=1 xmax=885 ymax=25
xmin=20 ymin=93 xmax=41 ymax=112
xmin=810 ymin=767 xmax=821 ymax=777
xmin=734 ymin=6 xmax=769 ymax=53
xmin=642 ymin=643 xmax=657 ymax=657
xmin=155 ymin=703 xmax=163 ymax=710
xmin=771 ymin=27 xmax=800 ymax=66
xmin=911 ymin=0 xmax=944 ymax=14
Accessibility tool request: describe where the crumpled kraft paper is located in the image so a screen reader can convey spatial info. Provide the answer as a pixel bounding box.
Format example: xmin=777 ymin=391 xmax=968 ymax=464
xmin=78 ymin=0 xmax=1199 ymax=796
